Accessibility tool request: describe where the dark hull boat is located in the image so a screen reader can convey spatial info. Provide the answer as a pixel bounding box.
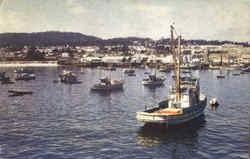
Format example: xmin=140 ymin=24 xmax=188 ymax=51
xmin=216 ymin=75 xmax=225 ymax=79
xmin=8 ymin=90 xmax=33 ymax=96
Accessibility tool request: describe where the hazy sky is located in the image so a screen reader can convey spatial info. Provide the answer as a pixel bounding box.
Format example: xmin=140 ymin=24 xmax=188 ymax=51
xmin=0 ymin=0 xmax=249 ymax=41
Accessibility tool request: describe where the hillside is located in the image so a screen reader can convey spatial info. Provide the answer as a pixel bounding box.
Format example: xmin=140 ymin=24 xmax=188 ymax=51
xmin=0 ymin=31 xmax=102 ymax=47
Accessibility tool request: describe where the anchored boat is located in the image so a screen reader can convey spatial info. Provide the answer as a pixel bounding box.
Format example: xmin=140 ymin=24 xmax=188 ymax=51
xmin=241 ymin=66 xmax=250 ymax=72
xmin=59 ymin=70 xmax=82 ymax=84
xmin=142 ymin=74 xmax=165 ymax=86
xmin=136 ymin=25 xmax=207 ymax=126
xmin=91 ymin=77 xmax=124 ymax=91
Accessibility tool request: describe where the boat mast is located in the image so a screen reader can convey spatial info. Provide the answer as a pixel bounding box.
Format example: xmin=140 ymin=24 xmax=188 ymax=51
xmin=170 ymin=25 xmax=177 ymax=72
xmin=176 ymin=35 xmax=181 ymax=103
xmin=170 ymin=25 xmax=181 ymax=103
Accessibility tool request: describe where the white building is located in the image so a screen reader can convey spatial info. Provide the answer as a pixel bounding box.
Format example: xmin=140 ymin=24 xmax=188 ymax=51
xmin=102 ymin=56 xmax=124 ymax=64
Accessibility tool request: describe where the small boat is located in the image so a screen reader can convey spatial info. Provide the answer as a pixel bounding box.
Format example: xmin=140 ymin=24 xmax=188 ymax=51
xmin=1 ymin=77 xmax=15 ymax=84
xmin=240 ymin=71 xmax=248 ymax=74
xmin=14 ymin=68 xmax=34 ymax=74
xmin=209 ymin=65 xmax=221 ymax=70
xmin=241 ymin=66 xmax=250 ymax=72
xmin=182 ymin=70 xmax=191 ymax=74
xmin=136 ymin=25 xmax=207 ymax=126
xmin=230 ymin=65 xmax=242 ymax=70
xmin=232 ymin=73 xmax=240 ymax=76
xmin=142 ymin=74 xmax=165 ymax=86
xmin=0 ymin=72 xmax=15 ymax=84
xmin=209 ymin=98 xmax=219 ymax=106
xmin=216 ymin=75 xmax=225 ymax=79
xmin=15 ymin=73 xmax=36 ymax=81
xmin=123 ymin=68 xmax=135 ymax=74
xmin=8 ymin=90 xmax=33 ymax=96
xmin=127 ymin=72 xmax=136 ymax=76
xmin=59 ymin=70 xmax=82 ymax=84
xmin=91 ymin=77 xmax=124 ymax=91
xmin=216 ymin=70 xmax=225 ymax=79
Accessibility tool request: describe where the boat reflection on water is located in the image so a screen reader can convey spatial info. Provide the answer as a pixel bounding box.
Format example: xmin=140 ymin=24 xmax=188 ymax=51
xmin=136 ymin=115 xmax=206 ymax=147
xmin=142 ymin=83 xmax=165 ymax=94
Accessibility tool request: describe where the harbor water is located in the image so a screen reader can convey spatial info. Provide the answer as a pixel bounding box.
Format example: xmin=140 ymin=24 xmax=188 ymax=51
xmin=0 ymin=67 xmax=249 ymax=159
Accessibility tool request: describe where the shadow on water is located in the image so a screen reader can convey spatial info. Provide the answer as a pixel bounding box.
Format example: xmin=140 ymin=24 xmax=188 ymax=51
xmin=90 ymin=89 xmax=124 ymax=97
xmin=144 ymin=85 xmax=165 ymax=91
xmin=90 ymin=91 xmax=112 ymax=97
xmin=136 ymin=115 xmax=206 ymax=147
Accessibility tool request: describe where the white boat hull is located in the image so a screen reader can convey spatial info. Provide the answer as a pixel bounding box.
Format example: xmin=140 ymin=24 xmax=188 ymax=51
xmin=136 ymin=94 xmax=207 ymax=125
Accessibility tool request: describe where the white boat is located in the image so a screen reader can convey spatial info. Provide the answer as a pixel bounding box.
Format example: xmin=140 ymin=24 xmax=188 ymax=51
xmin=59 ymin=70 xmax=81 ymax=84
xmin=142 ymin=74 xmax=165 ymax=86
xmin=91 ymin=77 xmax=124 ymax=91
xmin=241 ymin=66 xmax=250 ymax=72
xmin=136 ymin=25 xmax=207 ymax=126
xmin=142 ymin=64 xmax=165 ymax=86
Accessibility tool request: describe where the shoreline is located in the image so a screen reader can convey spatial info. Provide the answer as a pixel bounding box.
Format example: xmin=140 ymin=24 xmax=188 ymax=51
xmin=0 ymin=61 xmax=58 ymax=67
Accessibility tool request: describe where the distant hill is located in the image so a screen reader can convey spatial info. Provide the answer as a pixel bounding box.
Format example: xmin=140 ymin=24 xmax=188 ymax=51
xmin=0 ymin=31 xmax=248 ymax=47
xmin=0 ymin=31 xmax=102 ymax=47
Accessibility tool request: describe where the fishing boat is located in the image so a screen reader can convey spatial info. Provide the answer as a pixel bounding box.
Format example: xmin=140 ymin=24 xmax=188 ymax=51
xmin=91 ymin=77 xmax=124 ymax=91
xmin=59 ymin=70 xmax=82 ymax=84
xmin=136 ymin=25 xmax=207 ymax=126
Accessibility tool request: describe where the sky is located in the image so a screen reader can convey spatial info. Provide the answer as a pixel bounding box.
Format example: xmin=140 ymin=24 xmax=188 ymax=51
xmin=0 ymin=0 xmax=249 ymax=42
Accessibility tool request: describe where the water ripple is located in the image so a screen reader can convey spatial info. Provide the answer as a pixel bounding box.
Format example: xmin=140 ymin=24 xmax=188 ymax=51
xmin=0 ymin=67 xmax=248 ymax=158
